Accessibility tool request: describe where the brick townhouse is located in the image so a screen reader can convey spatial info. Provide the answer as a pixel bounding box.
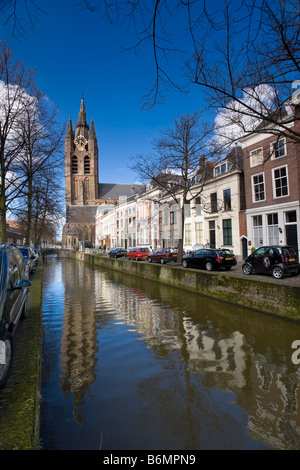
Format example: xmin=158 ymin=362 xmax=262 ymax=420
xmin=241 ymin=105 xmax=300 ymax=258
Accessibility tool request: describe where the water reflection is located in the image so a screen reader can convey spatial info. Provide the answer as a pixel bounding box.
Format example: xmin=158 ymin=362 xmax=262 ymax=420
xmin=41 ymin=257 xmax=300 ymax=450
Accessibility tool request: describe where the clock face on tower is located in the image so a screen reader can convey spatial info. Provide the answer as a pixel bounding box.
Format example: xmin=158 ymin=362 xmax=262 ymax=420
xmin=74 ymin=135 xmax=87 ymax=149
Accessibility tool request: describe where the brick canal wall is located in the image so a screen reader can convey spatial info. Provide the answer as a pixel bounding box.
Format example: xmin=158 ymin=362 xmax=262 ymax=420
xmin=59 ymin=250 xmax=300 ymax=322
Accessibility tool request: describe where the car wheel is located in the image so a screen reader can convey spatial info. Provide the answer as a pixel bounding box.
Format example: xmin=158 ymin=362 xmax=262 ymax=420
xmin=182 ymin=260 xmax=188 ymax=268
xmin=148 ymin=257 xmax=152 ymax=263
xmin=272 ymin=266 xmax=284 ymax=279
xmin=205 ymin=261 xmax=213 ymax=271
xmin=160 ymin=258 xmax=165 ymax=264
xmin=0 ymin=333 xmax=13 ymax=389
xmin=242 ymin=263 xmax=252 ymax=275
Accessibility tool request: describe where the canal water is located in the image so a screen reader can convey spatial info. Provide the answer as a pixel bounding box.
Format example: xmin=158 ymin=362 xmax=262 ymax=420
xmin=40 ymin=256 xmax=300 ymax=450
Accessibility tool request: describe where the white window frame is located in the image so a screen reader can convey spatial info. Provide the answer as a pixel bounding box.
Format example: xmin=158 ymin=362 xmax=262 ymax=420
xmin=266 ymin=213 xmax=279 ymax=245
xmin=251 ymin=172 xmax=266 ymax=203
xmin=270 ymin=137 xmax=287 ymax=160
xmin=185 ymin=223 xmax=192 ymax=245
xmin=214 ymin=162 xmax=228 ymax=177
xmin=249 ymin=147 xmax=263 ymax=167
xmin=252 ymin=215 xmax=263 ymax=248
xmin=272 ymin=165 xmax=289 ymax=199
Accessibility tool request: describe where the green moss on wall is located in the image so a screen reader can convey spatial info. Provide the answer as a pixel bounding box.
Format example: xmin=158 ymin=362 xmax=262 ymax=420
xmin=63 ymin=251 xmax=300 ymax=321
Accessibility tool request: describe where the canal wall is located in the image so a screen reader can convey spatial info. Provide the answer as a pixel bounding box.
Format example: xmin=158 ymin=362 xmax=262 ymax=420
xmin=59 ymin=250 xmax=300 ymax=321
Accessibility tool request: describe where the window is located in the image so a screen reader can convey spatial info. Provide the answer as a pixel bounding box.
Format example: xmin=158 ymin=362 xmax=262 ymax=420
xmin=84 ymin=156 xmax=90 ymax=174
xmin=214 ymin=162 xmax=228 ymax=177
xmin=252 ymin=173 xmax=265 ymax=202
xmin=72 ymin=156 xmax=78 ymax=173
xmin=271 ymin=138 xmax=286 ymax=159
xmin=267 ymin=213 xmax=279 ymax=245
xmin=8 ymin=251 xmax=21 ymax=289
xmin=273 ymin=165 xmax=288 ymax=198
xmin=195 ymin=197 xmax=202 ymax=216
xmin=195 ymin=222 xmax=203 ymax=245
xmin=252 ymin=215 xmax=263 ymax=247
xmin=250 ymin=147 xmax=263 ymax=167
xmin=223 ymin=189 xmax=231 ymax=211
xmin=144 ymin=202 xmax=149 ymax=218
xmin=184 ymin=203 xmax=191 ymax=217
xmin=210 ymin=192 xmax=218 ymax=212
xmin=223 ymin=219 xmax=232 ymax=245
xmin=185 ymin=224 xmax=192 ymax=245
xmin=286 ymin=211 xmax=296 ymax=223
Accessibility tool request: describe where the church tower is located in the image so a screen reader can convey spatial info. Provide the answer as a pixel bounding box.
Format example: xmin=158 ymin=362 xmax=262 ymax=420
xmin=65 ymin=98 xmax=99 ymax=207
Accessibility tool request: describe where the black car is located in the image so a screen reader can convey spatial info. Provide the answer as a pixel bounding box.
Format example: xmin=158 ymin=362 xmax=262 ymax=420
xmin=0 ymin=243 xmax=32 ymax=388
xmin=17 ymin=246 xmax=36 ymax=278
xmin=182 ymin=248 xmax=237 ymax=271
xmin=242 ymin=245 xmax=300 ymax=279
xmin=109 ymin=247 xmax=127 ymax=258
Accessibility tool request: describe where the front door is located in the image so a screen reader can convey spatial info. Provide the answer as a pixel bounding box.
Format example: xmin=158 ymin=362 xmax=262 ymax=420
xmin=209 ymin=221 xmax=216 ymax=249
xmin=286 ymin=224 xmax=298 ymax=256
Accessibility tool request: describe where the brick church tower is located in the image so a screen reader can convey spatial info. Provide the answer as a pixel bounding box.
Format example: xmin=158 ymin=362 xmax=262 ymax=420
xmin=65 ymin=97 xmax=98 ymax=206
xmin=62 ymin=97 xmax=142 ymax=249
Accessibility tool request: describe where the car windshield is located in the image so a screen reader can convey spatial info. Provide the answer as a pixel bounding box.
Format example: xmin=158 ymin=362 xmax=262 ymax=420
xmin=20 ymin=248 xmax=29 ymax=258
xmin=139 ymin=248 xmax=148 ymax=252
xmin=281 ymin=247 xmax=297 ymax=257
xmin=218 ymin=250 xmax=233 ymax=256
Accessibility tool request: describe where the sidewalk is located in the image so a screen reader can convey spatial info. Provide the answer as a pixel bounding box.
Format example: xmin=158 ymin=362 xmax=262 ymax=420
xmin=232 ymin=260 xmax=300 ymax=287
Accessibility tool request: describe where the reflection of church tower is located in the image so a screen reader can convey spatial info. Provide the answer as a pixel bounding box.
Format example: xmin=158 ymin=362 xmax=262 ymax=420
xmin=65 ymin=98 xmax=99 ymax=207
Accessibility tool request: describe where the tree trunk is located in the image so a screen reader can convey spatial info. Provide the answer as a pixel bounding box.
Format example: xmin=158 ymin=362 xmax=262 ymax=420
xmin=25 ymin=171 xmax=33 ymax=246
xmin=0 ymin=147 xmax=7 ymax=244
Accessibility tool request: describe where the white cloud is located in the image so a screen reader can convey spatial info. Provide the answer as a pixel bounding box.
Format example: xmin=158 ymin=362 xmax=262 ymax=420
xmin=214 ymin=84 xmax=276 ymax=148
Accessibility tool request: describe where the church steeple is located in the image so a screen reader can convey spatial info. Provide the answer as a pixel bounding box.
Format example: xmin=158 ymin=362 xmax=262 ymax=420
xmin=89 ymin=117 xmax=96 ymax=139
xmin=75 ymin=97 xmax=89 ymax=138
xmin=65 ymin=116 xmax=74 ymax=139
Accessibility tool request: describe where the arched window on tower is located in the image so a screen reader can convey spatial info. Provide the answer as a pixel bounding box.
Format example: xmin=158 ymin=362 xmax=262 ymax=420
xmin=72 ymin=156 xmax=78 ymax=173
xmin=84 ymin=155 xmax=90 ymax=174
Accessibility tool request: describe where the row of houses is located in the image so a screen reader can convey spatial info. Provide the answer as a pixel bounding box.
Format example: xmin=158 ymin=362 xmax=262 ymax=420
xmin=95 ymin=110 xmax=300 ymax=260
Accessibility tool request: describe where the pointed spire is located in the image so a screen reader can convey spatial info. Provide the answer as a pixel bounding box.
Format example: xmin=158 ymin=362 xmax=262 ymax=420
xmin=65 ymin=116 xmax=74 ymax=138
xmin=77 ymin=97 xmax=87 ymax=126
xmin=89 ymin=117 xmax=96 ymax=139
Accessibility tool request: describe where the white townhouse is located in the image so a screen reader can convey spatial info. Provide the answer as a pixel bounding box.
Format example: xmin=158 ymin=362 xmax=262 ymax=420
xmin=184 ymin=146 xmax=245 ymax=258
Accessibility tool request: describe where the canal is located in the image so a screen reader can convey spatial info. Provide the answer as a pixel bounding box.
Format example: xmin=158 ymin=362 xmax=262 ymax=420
xmin=40 ymin=256 xmax=300 ymax=450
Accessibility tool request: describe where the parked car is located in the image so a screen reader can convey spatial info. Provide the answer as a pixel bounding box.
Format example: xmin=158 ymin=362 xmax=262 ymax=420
xmin=147 ymin=249 xmax=177 ymax=264
xmin=109 ymin=247 xmax=127 ymax=258
xmin=31 ymin=248 xmax=39 ymax=266
xmin=17 ymin=246 xmax=36 ymax=277
xmin=182 ymin=248 xmax=237 ymax=271
xmin=127 ymin=247 xmax=150 ymax=261
xmin=0 ymin=243 xmax=32 ymax=388
xmin=242 ymin=245 xmax=300 ymax=279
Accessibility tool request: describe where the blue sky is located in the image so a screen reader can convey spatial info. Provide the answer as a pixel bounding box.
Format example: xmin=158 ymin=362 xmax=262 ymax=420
xmin=1 ymin=0 xmax=209 ymax=184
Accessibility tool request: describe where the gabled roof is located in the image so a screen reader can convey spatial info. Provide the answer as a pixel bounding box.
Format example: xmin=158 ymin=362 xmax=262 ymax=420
xmin=97 ymin=183 xmax=144 ymax=200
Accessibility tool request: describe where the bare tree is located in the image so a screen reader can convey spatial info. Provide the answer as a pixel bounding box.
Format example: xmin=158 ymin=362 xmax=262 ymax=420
xmin=0 ymin=41 xmax=38 ymax=242
xmin=12 ymin=163 xmax=65 ymax=248
xmin=2 ymin=1 xmax=299 ymax=140
xmin=131 ymin=112 xmax=218 ymax=263
xmin=12 ymin=86 xmax=64 ymax=245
